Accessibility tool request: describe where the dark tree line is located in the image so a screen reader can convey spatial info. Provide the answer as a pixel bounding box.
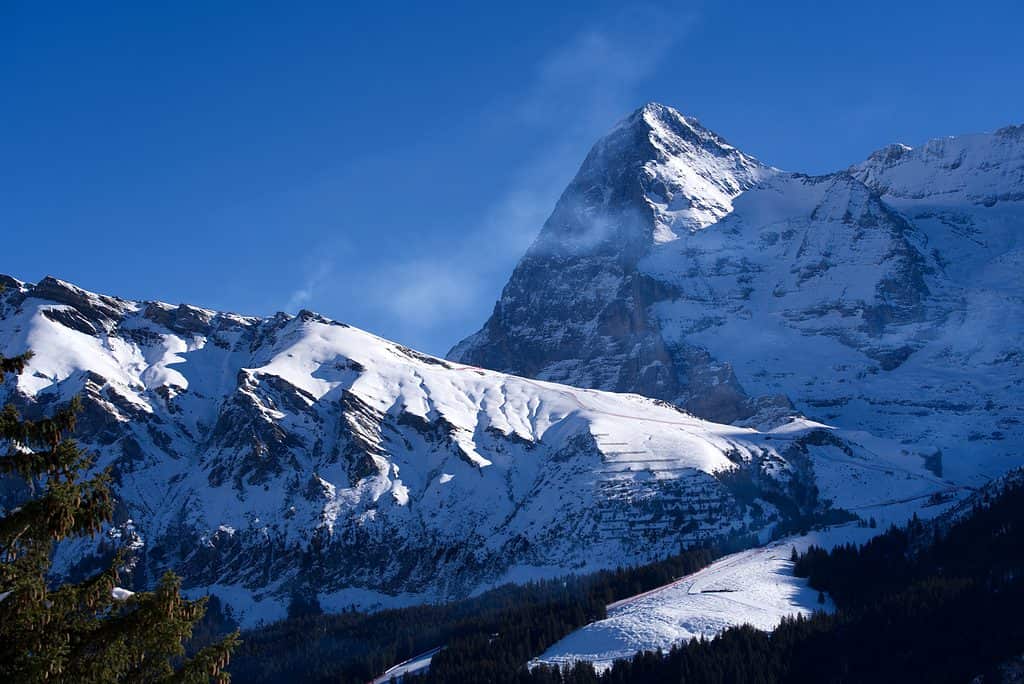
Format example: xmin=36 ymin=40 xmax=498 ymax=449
xmin=230 ymin=538 xmax=752 ymax=683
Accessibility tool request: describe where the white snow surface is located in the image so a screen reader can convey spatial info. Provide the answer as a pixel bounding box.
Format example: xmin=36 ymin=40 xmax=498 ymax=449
xmin=535 ymin=544 xmax=822 ymax=672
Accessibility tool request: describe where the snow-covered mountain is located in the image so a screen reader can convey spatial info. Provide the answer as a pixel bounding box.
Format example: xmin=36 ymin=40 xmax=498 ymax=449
xmin=451 ymin=103 xmax=1024 ymax=487
xmin=0 ymin=275 xmax=946 ymax=624
xmin=450 ymin=104 xmax=779 ymax=422
xmin=2 ymin=105 xmax=1017 ymax=630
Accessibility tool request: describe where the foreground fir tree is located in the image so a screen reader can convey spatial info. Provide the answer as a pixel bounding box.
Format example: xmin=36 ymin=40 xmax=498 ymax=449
xmin=0 ymin=345 xmax=239 ymax=682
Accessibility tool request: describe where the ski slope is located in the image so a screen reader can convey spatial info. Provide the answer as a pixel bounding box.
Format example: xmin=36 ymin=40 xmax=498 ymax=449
xmin=534 ymin=520 xmax=934 ymax=672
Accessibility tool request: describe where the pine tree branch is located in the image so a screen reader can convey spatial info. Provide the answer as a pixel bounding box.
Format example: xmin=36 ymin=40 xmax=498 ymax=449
xmin=0 ymin=351 xmax=33 ymax=378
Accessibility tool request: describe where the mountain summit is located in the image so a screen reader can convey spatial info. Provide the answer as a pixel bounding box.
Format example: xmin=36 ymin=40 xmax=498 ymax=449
xmin=532 ymin=102 xmax=773 ymax=257
xmin=450 ymin=103 xmax=777 ymax=420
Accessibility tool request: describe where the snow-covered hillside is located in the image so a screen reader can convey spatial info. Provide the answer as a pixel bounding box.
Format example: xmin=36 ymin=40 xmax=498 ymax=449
xmin=0 ymin=275 xmax=948 ymax=624
xmin=533 ymin=537 xmax=839 ymax=673
xmin=533 ymin=524 xmax=895 ymax=672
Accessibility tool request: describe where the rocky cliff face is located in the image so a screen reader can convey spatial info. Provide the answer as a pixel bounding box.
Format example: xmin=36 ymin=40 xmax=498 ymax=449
xmin=451 ymin=104 xmax=1024 ymax=486
xmin=450 ymin=104 xmax=776 ymax=422
xmin=0 ymin=276 xmax=942 ymax=624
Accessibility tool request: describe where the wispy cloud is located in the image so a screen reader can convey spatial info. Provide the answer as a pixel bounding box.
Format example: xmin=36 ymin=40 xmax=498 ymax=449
xmin=285 ymin=258 xmax=334 ymax=313
xmin=379 ymin=260 xmax=484 ymax=328
xmin=374 ymin=8 xmax=693 ymax=352
xmin=293 ymin=5 xmax=694 ymax=353
xmin=518 ymin=7 xmax=690 ymax=133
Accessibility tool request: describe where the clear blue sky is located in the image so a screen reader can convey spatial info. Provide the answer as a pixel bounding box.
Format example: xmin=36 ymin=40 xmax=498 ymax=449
xmin=4 ymin=1 xmax=1022 ymax=355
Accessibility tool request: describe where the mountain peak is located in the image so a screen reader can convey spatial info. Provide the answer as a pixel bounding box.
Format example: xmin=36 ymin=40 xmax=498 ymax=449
xmin=616 ymin=102 xmax=719 ymax=149
xmin=575 ymin=102 xmax=775 ymax=244
xmin=629 ymin=101 xmax=696 ymax=124
xmin=638 ymin=100 xmax=670 ymax=114
xmin=633 ymin=101 xmax=690 ymax=124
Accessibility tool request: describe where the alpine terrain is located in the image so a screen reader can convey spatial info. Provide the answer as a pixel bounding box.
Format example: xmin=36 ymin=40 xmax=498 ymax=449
xmin=1 ymin=103 xmax=1019 ymax=635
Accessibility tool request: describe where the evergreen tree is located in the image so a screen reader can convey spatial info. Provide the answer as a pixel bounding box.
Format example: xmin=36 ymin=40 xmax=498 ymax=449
xmin=0 ymin=345 xmax=239 ymax=682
